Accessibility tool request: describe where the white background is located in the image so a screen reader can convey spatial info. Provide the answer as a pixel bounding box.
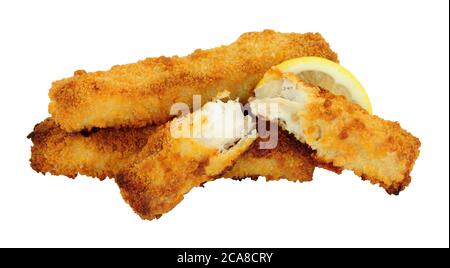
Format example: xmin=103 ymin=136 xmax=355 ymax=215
xmin=0 ymin=0 xmax=448 ymax=248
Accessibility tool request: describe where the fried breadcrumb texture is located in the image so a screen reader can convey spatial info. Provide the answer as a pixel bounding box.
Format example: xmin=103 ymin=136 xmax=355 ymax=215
xmin=116 ymin=123 xmax=256 ymax=220
xmin=49 ymin=30 xmax=338 ymax=132
xmin=29 ymin=118 xmax=156 ymax=179
xmin=30 ymin=118 xmax=314 ymax=182
xmin=251 ymin=74 xmax=421 ymax=194
xmin=224 ymin=129 xmax=314 ymax=182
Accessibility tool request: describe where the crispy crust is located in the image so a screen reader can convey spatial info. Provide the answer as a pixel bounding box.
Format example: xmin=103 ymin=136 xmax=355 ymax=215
xmin=224 ymin=129 xmax=315 ymax=182
xmin=252 ymin=74 xmax=421 ymax=194
xmin=29 ymin=118 xmax=155 ymax=179
xmin=115 ymin=123 xmax=256 ymax=220
xmin=49 ymin=30 xmax=338 ymax=131
xmin=305 ymin=88 xmax=420 ymax=194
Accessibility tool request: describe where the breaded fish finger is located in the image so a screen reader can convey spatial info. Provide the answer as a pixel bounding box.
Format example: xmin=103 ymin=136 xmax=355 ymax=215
xmin=49 ymin=30 xmax=338 ymax=131
xmin=29 ymin=119 xmax=314 ymax=182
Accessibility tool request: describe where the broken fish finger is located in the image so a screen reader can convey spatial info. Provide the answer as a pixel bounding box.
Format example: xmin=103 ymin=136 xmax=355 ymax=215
xmin=250 ymin=73 xmax=420 ymax=194
xmin=116 ymin=99 xmax=257 ymax=219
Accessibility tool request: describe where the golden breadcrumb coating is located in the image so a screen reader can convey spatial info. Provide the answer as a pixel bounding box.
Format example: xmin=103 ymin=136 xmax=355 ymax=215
xmin=116 ymin=122 xmax=256 ymax=220
xmin=49 ymin=30 xmax=338 ymax=132
xmin=30 ymin=119 xmax=314 ymax=182
xmin=29 ymin=118 xmax=155 ymax=179
xmin=224 ymin=128 xmax=314 ymax=182
xmin=251 ymin=73 xmax=421 ymax=194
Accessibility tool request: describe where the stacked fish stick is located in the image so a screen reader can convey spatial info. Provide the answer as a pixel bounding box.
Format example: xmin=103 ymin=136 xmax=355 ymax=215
xmin=29 ymin=30 xmax=420 ymax=220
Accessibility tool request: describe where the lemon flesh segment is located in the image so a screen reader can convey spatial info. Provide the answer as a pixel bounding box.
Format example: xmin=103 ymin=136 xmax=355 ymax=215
xmin=257 ymin=57 xmax=372 ymax=114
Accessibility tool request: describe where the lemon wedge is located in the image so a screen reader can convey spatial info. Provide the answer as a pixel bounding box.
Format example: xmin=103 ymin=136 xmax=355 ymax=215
xmin=257 ymin=57 xmax=372 ymax=113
